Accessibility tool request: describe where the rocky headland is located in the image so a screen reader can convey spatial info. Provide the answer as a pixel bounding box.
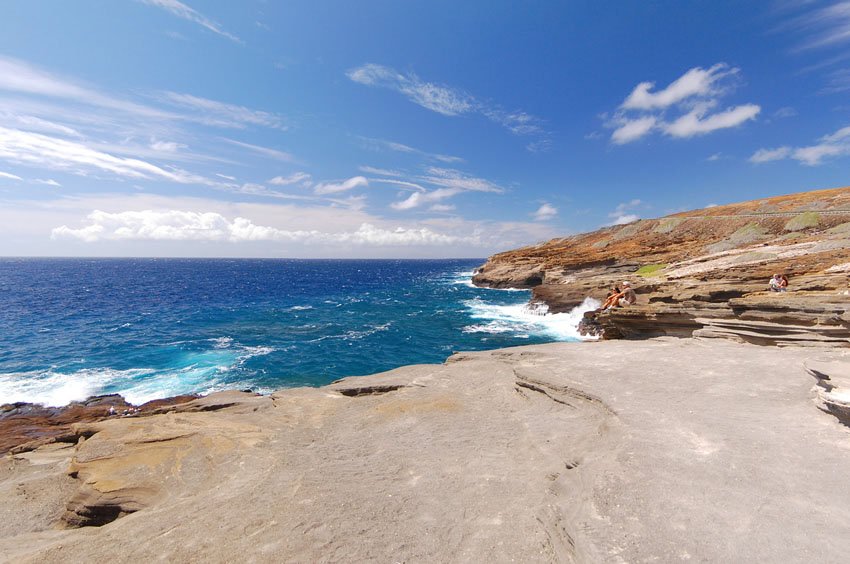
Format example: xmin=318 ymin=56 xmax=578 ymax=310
xmin=473 ymin=186 xmax=850 ymax=348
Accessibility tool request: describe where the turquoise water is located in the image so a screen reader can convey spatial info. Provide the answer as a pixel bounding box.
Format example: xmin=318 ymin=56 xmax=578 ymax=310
xmin=0 ymin=258 xmax=596 ymax=406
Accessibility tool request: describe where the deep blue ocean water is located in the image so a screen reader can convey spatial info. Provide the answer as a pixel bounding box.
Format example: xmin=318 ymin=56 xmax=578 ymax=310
xmin=0 ymin=258 xmax=596 ymax=406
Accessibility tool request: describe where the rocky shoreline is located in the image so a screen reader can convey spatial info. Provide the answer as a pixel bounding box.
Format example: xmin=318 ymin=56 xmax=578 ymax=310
xmin=472 ymin=187 xmax=850 ymax=348
xmin=2 ymin=338 xmax=849 ymax=562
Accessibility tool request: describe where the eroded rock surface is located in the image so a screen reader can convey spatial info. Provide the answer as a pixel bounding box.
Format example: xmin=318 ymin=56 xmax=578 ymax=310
xmin=1 ymin=339 xmax=849 ymax=562
xmin=473 ymin=187 xmax=850 ymax=345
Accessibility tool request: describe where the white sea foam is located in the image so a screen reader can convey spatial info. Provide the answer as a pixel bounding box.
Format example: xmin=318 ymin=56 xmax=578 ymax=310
xmin=462 ymin=297 xmax=600 ymax=341
xmin=0 ymin=343 xmax=277 ymax=407
xmin=447 ymin=270 xmax=529 ymax=291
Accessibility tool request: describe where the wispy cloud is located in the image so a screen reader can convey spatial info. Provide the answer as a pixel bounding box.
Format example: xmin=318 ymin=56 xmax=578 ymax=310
xmin=0 ymin=171 xmax=23 ymax=181
xmin=749 ymin=146 xmax=792 ymax=163
xmin=388 ymin=167 xmax=505 ymax=211
xmin=532 ymin=203 xmax=558 ymax=221
xmin=268 ymin=172 xmax=312 ymax=186
xmin=607 ymin=64 xmax=760 ymax=144
xmin=0 ymin=55 xmax=172 ymax=120
xmin=750 ymin=124 xmax=850 ymax=166
xmin=33 ymin=178 xmax=61 ymax=187
xmin=161 ymin=92 xmax=286 ymax=130
xmin=313 ymin=176 xmax=368 ymax=195
xmin=0 ymin=126 xmax=214 ymax=184
xmin=348 ymin=64 xmax=548 ymax=145
xmin=786 ymin=1 xmax=850 ymax=51
xmin=347 ymin=64 xmax=474 ymax=116
xmin=358 ymin=136 xmax=463 ymax=163
xmin=220 ymin=138 xmax=296 ymax=162
xmin=140 ymin=0 xmax=242 ymax=44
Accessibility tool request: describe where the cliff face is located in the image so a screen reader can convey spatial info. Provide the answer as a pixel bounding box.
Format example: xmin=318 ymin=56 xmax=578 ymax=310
xmin=473 ymin=187 xmax=850 ymax=346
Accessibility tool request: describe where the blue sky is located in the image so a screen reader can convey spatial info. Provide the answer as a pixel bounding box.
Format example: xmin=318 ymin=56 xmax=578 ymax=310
xmin=1 ymin=0 xmax=849 ymax=257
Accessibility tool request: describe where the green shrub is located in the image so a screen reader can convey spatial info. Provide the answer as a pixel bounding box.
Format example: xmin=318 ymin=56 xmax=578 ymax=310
xmin=635 ymin=263 xmax=667 ymax=277
xmin=784 ymin=211 xmax=820 ymax=232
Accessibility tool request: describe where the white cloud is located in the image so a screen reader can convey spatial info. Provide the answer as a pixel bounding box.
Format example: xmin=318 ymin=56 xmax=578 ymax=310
xmin=0 ymin=171 xmax=23 ymax=181
xmin=621 ymin=64 xmax=735 ymax=110
xmin=369 ymin=178 xmax=426 ymax=192
xmin=390 ymin=188 xmax=460 ymax=210
xmin=790 ymin=1 xmax=850 ymax=51
xmin=420 ymin=167 xmax=504 ymax=193
xmin=0 ymin=55 xmax=172 ymax=120
xmin=219 ymin=138 xmax=295 ymax=162
xmin=52 ymin=209 xmax=464 ymax=246
xmin=268 ymin=172 xmax=312 ymax=186
xmin=612 ymin=214 xmax=639 ymax=225
xmin=34 ymin=178 xmax=61 ymax=187
xmin=774 ymin=106 xmax=797 ymax=118
xmin=750 ymin=124 xmax=850 ymax=166
xmin=162 ymin=92 xmax=285 ymax=130
xmin=664 ymin=104 xmax=760 ymax=138
xmin=149 ymin=140 xmax=187 ymax=152
xmin=358 ymin=137 xmax=464 ymax=163
xmin=749 ymin=146 xmax=792 ymax=163
xmin=429 ymin=204 xmax=456 ymax=212
xmin=140 ymin=0 xmax=242 ymax=44
xmin=313 ymin=176 xmax=368 ymax=195
xmin=348 ymin=64 xmax=546 ymax=139
xmin=608 ymin=199 xmax=643 ymax=225
xmin=358 ymin=165 xmax=403 ymax=177
xmin=0 ymin=126 xmax=214 ymax=184
xmin=607 ymin=64 xmax=760 ymax=144
xmin=347 ymin=64 xmax=474 ymax=116
xmin=532 ymin=203 xmax=558 ymax=221
xmin=611 ymin=116 xmax=657 ymax=144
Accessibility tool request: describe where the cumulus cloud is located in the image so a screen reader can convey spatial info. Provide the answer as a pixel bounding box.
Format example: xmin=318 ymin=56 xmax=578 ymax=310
xmin=608 ymin=199 xmax=643 ymax=225
xmin=348 ymin=64 xmax=547 ymax=143
xmin=750 ymin=125 xmax=850 ymax=166
xmin=532 ymin=203 xmax=558 ymax=221
xmin=621 ymin=64 xmax=735 ymax=110
xmin=606 ymin=64 xmax=760 ymax=144
xmin=664 ymin=104 xmax=760 ymax=138
xmin=52 ymin=209 xmax=464 ymax=246
xmin=140 ymin=0 xmax=242 ymax=44
xmin=611 ymin=116 xmax=657 ymax=145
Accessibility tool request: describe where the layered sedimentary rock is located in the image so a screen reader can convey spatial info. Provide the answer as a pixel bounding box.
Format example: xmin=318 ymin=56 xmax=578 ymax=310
xmin=473 ymin=186 xmax=850 ymax=346
xmin=2 ymin=339 xmax=850 ymax=562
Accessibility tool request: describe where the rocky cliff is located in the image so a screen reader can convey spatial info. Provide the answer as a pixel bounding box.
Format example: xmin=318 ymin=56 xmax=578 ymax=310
xmin=473 ymin=186 xmax=850 ymax=346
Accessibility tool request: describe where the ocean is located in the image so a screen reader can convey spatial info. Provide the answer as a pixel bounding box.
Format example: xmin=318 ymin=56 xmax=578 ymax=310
xmin=0 ymin=258 xmax=597 ymax=407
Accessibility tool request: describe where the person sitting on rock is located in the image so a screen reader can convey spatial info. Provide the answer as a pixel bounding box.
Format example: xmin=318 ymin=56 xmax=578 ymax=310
xmin=599 ymin=286 xmax=621 ymax=310
xmin=616 ymin=281 xmax=637 ymax=307
xmin=779 ymin=274 xmax=789 ymax=291
xmin=769 ymin=274 xmax=783 ymax=292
